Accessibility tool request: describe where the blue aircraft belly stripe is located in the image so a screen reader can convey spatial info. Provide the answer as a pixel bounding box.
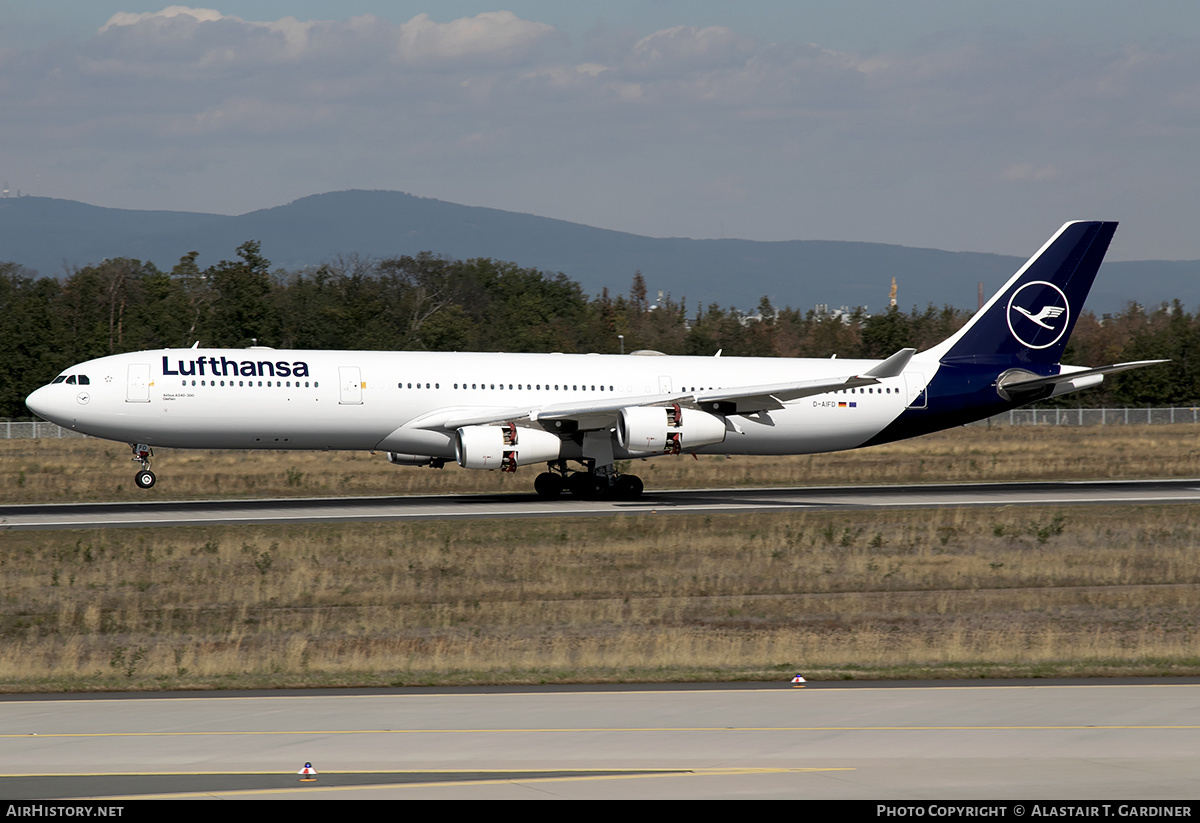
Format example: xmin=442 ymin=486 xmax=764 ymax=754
xmin=861 ymin=364 xmax=1054 ymax=447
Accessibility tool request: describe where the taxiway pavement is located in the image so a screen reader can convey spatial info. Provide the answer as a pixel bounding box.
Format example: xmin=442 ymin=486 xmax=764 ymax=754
xmin=2 ymin=682 xmax=1198 ymax=799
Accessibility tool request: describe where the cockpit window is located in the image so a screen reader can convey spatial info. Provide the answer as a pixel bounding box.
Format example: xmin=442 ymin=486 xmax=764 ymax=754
xmin=51 ymin=376 xmax=67 ymax=384
xmin=66 ymin=376 xmax=77 ymax=385
xmin=78 ymin=375 xmax=90 ymax=385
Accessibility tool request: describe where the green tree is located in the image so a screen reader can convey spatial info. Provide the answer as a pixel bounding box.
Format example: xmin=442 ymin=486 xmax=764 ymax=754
xmin=206 ymin=241 xmax=277 ymax=347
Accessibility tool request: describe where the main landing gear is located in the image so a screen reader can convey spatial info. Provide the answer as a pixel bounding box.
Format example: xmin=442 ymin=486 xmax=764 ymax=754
xmin=534 ymin=460 xmax=644 ymax=501
xmin=130 ymin=443 xmax=156 ymax=489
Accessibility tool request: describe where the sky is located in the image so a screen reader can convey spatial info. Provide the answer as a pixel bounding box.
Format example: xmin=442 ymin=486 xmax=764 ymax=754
xmin=3 ymin=2 xmax=1199 ymax=260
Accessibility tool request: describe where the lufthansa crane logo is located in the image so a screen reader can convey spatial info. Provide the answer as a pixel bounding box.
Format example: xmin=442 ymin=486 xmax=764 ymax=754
xmin=1006 ymin=280 xmax=1069 ymax=350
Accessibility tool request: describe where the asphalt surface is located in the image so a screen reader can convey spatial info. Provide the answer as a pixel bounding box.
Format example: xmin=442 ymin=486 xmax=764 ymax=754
xmin=3 ymin=478 xmax=1200 ymax=530
xmin=2 ymin=681 xmax=1198 ymax=799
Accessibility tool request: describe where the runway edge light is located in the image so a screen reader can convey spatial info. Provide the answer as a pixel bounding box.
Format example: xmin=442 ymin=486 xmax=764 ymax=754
xmin=298 ymin=761 xmax=319 ymax=782
xmin=791 ymin=674 xmax=806 ymax=688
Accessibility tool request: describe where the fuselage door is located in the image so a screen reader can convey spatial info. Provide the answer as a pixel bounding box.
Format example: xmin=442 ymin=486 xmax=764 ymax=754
xmin=126 ymin=363 xmax=151 ymax=403
xmin=658 ymin=375 xmax=672 ymax=394
xmin=339 ymin=366 xmax=363 ymax=405
xmin=904 ymin=372 xmax=928 ymax=409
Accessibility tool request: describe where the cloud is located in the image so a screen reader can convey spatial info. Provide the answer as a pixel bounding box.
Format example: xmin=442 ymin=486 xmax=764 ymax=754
xmin=99 ymin=5 xmax=226 ymax=31
xmin=394 ymin=11 xmax=556 ymax=66
xmin=631 ymin=25 xmax=752 ymax=69
xmin=4 ymin=8 xmax=1200 ymax=258
xmin=88 ymin=8 xmax=555 ymax=75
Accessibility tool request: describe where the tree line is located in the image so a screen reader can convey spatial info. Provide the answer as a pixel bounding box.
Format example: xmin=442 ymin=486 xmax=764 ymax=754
xmin=1 ymin=242 xmax=1193 ymax=418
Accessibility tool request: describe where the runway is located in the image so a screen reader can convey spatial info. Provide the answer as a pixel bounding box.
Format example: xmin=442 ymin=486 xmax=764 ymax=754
xmin=2 ymin=681 xmax=1198 ymax=799
xmin=3 ymin=478 xmax=1200 ymax=530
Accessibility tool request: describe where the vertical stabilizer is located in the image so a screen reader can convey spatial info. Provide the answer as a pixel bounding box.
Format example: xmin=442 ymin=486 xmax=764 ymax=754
xmin=925 ymin=221 xmax=1117 ymax=366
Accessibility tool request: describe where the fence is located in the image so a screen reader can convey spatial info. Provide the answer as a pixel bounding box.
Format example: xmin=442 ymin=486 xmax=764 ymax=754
xmin=974 ymin=407 xmax=1200 ymax=426
xmin=3 ymin=408 xmax=1199 ymax=439
xmin=0 ymin=420 xmax=88 ymax=439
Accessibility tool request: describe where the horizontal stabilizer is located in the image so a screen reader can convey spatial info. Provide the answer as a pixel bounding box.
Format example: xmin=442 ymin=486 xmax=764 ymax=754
xmin=999 ymin=360 xmax=1168 ymax=394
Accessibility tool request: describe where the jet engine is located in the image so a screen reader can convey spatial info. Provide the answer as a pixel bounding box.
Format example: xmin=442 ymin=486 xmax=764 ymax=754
xmin=617 ymin=404 xmax=726 ymax=454
xmin=455 ymin=423 xmax=563 ymax=472
xmin=386 ymin=453 xmax=446 ymax=468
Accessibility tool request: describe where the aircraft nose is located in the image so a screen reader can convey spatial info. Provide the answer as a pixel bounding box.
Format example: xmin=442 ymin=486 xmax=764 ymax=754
xmin=25 ymin=385 xmax=72 ymax=426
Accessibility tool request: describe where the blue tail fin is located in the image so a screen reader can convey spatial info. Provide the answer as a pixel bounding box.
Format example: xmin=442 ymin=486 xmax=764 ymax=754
xmin=927 ymin=221 xmax=1117 ymax=366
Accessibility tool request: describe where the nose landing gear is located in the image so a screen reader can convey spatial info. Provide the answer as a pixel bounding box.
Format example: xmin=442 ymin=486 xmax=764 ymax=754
xmin=130 ymin=443 xmax=156 ymax=489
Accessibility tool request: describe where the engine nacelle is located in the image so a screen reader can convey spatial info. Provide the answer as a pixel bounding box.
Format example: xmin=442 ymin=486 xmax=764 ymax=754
xmin=617 ymin=404 xmax=727 ymax=454
xmin=455 ymin=424 xmax=563 ymax=472
xmin=386 ymin=453 xmax=446 ymax=468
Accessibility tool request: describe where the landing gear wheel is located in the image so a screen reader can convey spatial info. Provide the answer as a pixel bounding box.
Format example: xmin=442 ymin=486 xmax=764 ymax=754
xmin=567 ymin=472 xmax=602 ymax=499
xmin=135 ymin=470 xmax=157 ymax=489
xmin=534 ymin=472 xmax=564 ymax=500
xmin=614 ymin=474 xmax=644 ymax=500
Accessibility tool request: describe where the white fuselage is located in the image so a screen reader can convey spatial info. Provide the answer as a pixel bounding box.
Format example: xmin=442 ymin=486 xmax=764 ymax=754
xmin=27 ymin=348 xmax=938 ymax=460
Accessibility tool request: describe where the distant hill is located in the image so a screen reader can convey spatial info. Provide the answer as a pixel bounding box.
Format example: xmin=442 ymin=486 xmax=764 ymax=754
xmin=1 ymin=190 xmax=1196 ymax=315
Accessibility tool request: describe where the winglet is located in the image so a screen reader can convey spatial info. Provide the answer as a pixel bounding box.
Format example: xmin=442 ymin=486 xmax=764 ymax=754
xmin=862 ymin=348 xmax=916 ymax=379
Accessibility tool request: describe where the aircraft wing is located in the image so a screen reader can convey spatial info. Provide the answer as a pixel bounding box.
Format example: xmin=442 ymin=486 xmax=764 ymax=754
xmin=694 ymin=347 xmax=916 ymax=413
xmin=419 ymin=391 xmax=696 ymax=432
xmin=411 ymin=348 xmax=917 ymax=431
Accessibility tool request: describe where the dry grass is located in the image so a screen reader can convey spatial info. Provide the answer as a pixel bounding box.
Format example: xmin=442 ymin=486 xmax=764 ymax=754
xmin=3 ymin=425 xmax=1198 ymax=691
xmin=4 ymin=423 xmax=1200 ymax=503
xmin=1 ymin=505 xmax=1197 ymax=691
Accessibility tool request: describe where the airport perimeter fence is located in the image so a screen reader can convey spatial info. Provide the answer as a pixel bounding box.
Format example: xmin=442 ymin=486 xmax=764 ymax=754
xmin=974 ymin=407 xmax=1200 ymax=426
xmin=1 ymin=420 xmax=88 ymax=439
xmin=3 ymin=408 xmax=1200 ymax=439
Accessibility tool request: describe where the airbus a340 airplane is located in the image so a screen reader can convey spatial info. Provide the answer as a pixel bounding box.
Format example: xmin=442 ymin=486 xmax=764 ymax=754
xmin=26 ymin=221 xmax=1162 ymax=500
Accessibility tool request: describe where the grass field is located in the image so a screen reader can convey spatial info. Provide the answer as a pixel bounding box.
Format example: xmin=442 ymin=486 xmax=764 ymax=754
xmin=5 ymin=423 xmax=1200 ymax=502
xmin=1 ymin=426 xmax=1198 ymax=692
